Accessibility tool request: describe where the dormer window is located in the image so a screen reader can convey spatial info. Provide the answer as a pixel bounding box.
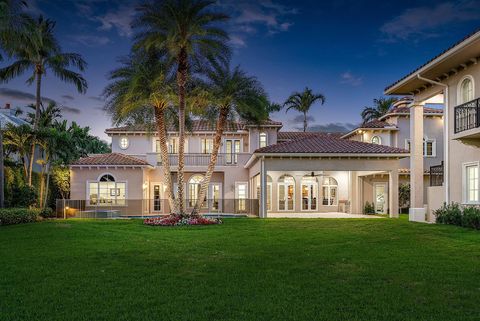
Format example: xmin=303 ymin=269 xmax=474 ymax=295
xmin=119 ymin=137 xmax=129 ymax=150
xmin=259 ymin=132 xmax=268 ymax=148
xmin=371 ymin=136 xmax=381 ymax=145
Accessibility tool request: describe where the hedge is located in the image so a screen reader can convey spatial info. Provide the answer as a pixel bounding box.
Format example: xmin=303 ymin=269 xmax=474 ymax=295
xmin=0 ymin=208 xmax=40 ymax=226
xmin=435 ymin=203 xmax=480 ymax=230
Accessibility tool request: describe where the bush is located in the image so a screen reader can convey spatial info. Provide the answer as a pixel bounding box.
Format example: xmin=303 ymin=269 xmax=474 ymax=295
xmin=0 ymin=208 xmax=40 ymax=226
xmin=12 ymin=186 xmax=37 ymax=208
xmin=39 ymin=207 xmax=55 ymax=218
xmin=363 ymin=201 xmax=375 ymax=215
xmin=434 ymin=203 xmax=480 ymax=230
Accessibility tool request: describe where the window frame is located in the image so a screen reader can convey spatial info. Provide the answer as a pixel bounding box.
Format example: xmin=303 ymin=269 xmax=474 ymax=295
xmin=457 ymin=75 xmax=475 ymax=104
xmin=371 ymin=136 xmax=381 ymax=145
xmin=322 ymin=176 xmax=338 ymax=206
xmin=201 ymin=138 xmax=214 ymax=154
xmin=277 ymin=175 xmax=295 ymax=211
xmin=259 ymin=132 xmax=268 ymax=148
xmin=86 ymin=173 xmax=128 ymax=206
xmin=119 ymin=137 xmax=129 ymax=150
xmin=463 ymin=161 xmax=480 ymax=205
xmin=405 ymin=138 xmax=436 ymax=157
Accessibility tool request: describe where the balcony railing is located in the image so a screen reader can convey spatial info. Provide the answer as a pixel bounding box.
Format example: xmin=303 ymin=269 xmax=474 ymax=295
xmin=430 ymin=161 xmax=444 ymax=187
xmin=454 ymin=98 xmax=480 ymax=133
xmin=146 ymin=153 xmax=251 ymax=167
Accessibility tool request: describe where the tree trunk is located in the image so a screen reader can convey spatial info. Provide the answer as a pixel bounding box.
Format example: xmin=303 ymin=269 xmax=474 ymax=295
xmin=0 ymin=125 xmax=4 ymax=208
xmin=28 ymin=70 xmax=42 ymax=186
xmin=39 ymin=163 xmax=45 ymax=208
xmin=176 ymin=48 xmax=188 ymax=215
xmin=192 ymin=107 xmax=228 ymax=216
xmin=154 ymin=106 xmax=177 ymax=214
xmin=303 ymin=111 xmax=307 ymax=132
xmin=43 ymin=162 xmax=51 ymax=209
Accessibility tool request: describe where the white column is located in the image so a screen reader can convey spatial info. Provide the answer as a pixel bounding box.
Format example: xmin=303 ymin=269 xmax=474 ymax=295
xmin=389 ymin=169 xmax=399 ymax=218
xmin=259 ymin=157 xmax=267 ymax=218
xmin=409 ymin=102 xmax=426 ymax=222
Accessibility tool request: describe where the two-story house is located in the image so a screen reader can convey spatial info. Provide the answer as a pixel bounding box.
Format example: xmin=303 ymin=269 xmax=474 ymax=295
xmin=385 ymin=28 xmax=480 ymax=222
xmin=341 ymin=98 xmax=444 ymax=205
xmin=69 ymin=118 xmax=408 ymax=218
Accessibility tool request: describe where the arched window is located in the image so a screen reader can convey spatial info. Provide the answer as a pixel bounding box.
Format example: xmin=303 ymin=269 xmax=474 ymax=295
xmin=459 ymin=76 xmax=474 ymax=104
xmin=256 ymin=175 xmax=272 ymax=211
xmin=88 ymin=173 xmax=126 ymax=206
xmin=119 ymin=137 xmax=129 ymax=150
xmin=259 ymin=132 xmax=268 ymax=148
xmin=301 ymin=176 xmax=318 ymax=210
xmin=188 ymin=175 xmax=204 ymax=207
xmin=371 ymin=136 xmax=381 ymax=145
xmin=322 ymin=177 xmax=338 ymax=206
xmin=278 ymin=175 xmax=295 ymax=211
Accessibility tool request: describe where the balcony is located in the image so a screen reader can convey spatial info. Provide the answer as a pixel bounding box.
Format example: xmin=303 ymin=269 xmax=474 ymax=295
xmin=454 ymin=98 xmax=480 ymax=140
xmin=429 ymin=162 xmax=443 ymax=187
xmin=145 ymin=153 xmax=251 ymax=168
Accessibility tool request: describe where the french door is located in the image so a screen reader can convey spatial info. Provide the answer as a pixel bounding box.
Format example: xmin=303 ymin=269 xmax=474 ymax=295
xmin=374 ymin=183 xmax=388 ymax=214
xmin=225 ymin=139 xmax=241 ymax=164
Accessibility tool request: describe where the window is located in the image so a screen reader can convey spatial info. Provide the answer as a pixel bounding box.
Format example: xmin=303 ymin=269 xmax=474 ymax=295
xmin=371 ymin=136 xmax=381 ymax=145
xmin=405 ymin=139 xmax=436 ymax=157
xmin=464 ymin=163 xmax=479 ymax=204
xmin=225 ymin=139 xmax=241 ymax=164
xmin=88 ymin=174 xmax=126 ymax=206
xmin=187 ymin=175 xmax=205 ymax=208
xmin=278 ymin=175 xmax=295 ymax=211
xmin=155 ymin=137 xmax=179 ymax=154
xmin=301 ymin=176 xmax=318 ymax=211
xmin=459 ymin=76 xmax=474 ymax=104
xmin=119 ymin=137 xmax=129 ymax=150
xmin=322 ymin=177 xmax=338 ymax=206
xmin=201 ymin=138 xmax=213 ymax=154
xmin=236 ymin=182 xmax=248 ymax=212
xmin=259 ymin=132 xmax=268 ymax=148
xmin=256 ymin=175 xmax=272 ymax=211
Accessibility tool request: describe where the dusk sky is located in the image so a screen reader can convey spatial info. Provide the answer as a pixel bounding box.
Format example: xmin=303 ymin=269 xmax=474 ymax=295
xmin=1 ymin=0 xmax=479 ymax=141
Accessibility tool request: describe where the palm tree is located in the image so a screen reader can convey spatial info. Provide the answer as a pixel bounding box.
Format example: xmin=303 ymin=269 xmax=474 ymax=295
xmin=0 ymin=16 xmax=88 ymax=186
xmin=3 ymin=123 xmax=33 ymax=178
xmin=360 ymin=97 xmax=398 ymax=123
xmin=0 ymin=0 xmax=29 ymax=60
xmin=284 ymin=87 xmax=326 ymax=132
xmin=192 ymin=63 xmax=269 ymax=215
xmin=134 ymin=0 xmax=230 ymax=214
xmin=104 ymin=52 xmax=178 ymax=213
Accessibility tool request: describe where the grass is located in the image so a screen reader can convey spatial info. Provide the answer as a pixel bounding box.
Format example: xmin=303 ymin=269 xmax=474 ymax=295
xmin=1 ymin=216 xmax=480 ymax=321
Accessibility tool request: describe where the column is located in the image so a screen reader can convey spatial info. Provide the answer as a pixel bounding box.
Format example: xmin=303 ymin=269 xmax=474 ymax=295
xmin=410 ymin=102 xmax=426 ymax=222
xmin=259 ymin=157 xmax=267 ymax=218
xmin=389 ymin=169 xmax=399 ymax=218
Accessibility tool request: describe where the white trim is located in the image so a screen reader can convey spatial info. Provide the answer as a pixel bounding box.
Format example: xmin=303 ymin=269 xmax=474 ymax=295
xmin=457 ymin=75 xmax=475 ymax=104
xmin=96 ymin=172 xmax=117 ymax=181
xmin=300 ymin=176 xmax=319 ymax=211
xmin=259 ymin=132 xmax=268 ymax=148
xmin=373 ymin=182 xmax=388 ymax=214
xmin=150 ymin=182 xmax=163 ymax=213
xmin=86 ymin=177 xmax=128 ymax=207
xmin=371 ymin=135 xmax=381 ymax=145
xmin=235 ymin=181 xmax=248 ymax=212
xmin=277 ymin=175 xmax=295 ymax=211
xmin=462 ymin=161 xmax=480 ymax=205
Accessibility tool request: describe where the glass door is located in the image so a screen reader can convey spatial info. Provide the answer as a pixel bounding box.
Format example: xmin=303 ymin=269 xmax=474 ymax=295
xmin=152 ymin=184 xmax=161 ymax=212
xmin=235 ymin=183 xmax=247 ymax=212
xmin=210 ymin=183 xmax=222 ymax=212
xmin=374 ymin=183 xmax=388 ymax=214
xmin=225 ymin=139 xmax=241 ymax=164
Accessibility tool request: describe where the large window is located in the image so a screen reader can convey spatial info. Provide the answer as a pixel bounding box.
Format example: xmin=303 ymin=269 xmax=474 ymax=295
xmin=256 ymin=175 xmax=272 ymax=211
xmin=236 ymin=182 xmax=248 ymax=212
xmin=459 ymin=76 xmax=474 ymax=104
xmin=225 ymin=139 xmax=241 ymax=164
xmin=88 ymin=174 xmax=126 ymax=206
xmin=322 ymin=177 xmax=338 ymax=206
xmin=464 ymin=163 xmax=479 ymax=204
xmin=259 ymin=132 xmax=268 ymax=148
xmin=301 ymin=176 xmax=318 ymax=211
xmin=201 ymin=138 xmax=213 ymax=154
xmin=187 ymin=174 xmax=205 ymax=208
xmin=155 ymin=137 xmax=179 ymax=154
xmin=278 ymin=175 xmax=295 ymax=211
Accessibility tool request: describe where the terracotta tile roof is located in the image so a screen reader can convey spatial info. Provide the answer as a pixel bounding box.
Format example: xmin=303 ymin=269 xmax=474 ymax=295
xmin=360 ymin=119 xmax=397 ymax=129
xmin=385 ymin=27 xmax=480 ymax=92
xmin=277 ymin=131 xmax=344 ymax=141
xmin=386 ymin=106 xmax=443 ymax=115
xmin=71 ymin=153 xmax=150 ymax=167
xmin=255 ymin=135 xmax=409 ymax=155
xmin=106 ymin=119 xmax=282 ymax=133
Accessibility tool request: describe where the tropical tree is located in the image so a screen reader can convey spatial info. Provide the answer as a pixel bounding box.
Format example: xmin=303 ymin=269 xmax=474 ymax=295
xmin=104 ymin=52 xmax=178 ymax=213
xmin=3 ymin=123 xmax=32 ymax=178
xmin=192 ymin=63 xmax=270 ymax=215
xmin=360 ymin=97 xmax=398 ymax=123
xmin=0 ymin=0 xmax=29 ymax=60
xmin=134 ymin=0 xmax=230 ymax=214
xmin=284 ymin=87 xmax=326 ymax=132
xmin=0 ymin=16 xmax=88 ymax=186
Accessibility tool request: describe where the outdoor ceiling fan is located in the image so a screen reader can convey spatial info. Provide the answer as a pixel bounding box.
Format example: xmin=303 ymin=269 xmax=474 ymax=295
xmin=310 ymin=171 xmax=324 ymax=177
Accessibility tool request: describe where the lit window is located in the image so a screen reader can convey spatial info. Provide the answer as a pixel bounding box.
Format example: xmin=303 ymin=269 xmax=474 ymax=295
xmin=465 ymin=164 xmax=479 ymax=203
xmin=460 ymin=77 xmax=474 ymax=103
xmin=259 ymin=132 xmax=268 ymax=148
xmin=187 ymin=175 xmax=206 ymax=208
xmin=278 ymin=175 xmax=295 ymax=211
xmin=256 ymin=175 xmax=272 ymax=211
xmin=301 ymin=176 xmax=318 ymax=210
xmin=322 ymin=177 xmax=338 ymax=206
xmin=119 ymin=137 xmax=129 ymax=150
xmin=155 ymin=138 xmax=179 ymax=154
xmin=371 ymin=136 xmax=381 ymax=145
xmin=88 ymin=174 xmax=126 ymax=206
xmin=201 ymin=138 xmax=213 ymax=154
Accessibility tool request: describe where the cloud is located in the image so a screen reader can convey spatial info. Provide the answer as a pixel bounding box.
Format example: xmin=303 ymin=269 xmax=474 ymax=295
xmin=340 ymin=71 xmax=363 ymax=86
xmin=292 ymin=115 xmax=315 ymax=124
xmin=62 ymin=105 xmax=81 ymax=114
xmin=96 ymin=4 xmax=136 ymax=37
xmin=380 ymin=1 xmax=480 ymax=42
xmin=61 ymin=94 xmax=75 ymax=101
xmin=0 ymin=88 xmax=55 ymax=104
xmin=71 ymin=35 xmax=111 ymax=46
xmin=306 ymin=122 xmax=357 ymax=133
xmin=88 ymin=96 xmax=104 ymax=102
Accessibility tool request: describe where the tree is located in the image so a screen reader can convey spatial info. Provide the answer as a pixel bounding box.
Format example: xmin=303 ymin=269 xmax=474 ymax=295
xmin=360 ymin=97 xmax=398 ymax=123
xmin=104 ymin=52 xmax=178 ymax=213
xmin=0 ymin=0 xmax=30 ymax=61
xmin=0 ymin=16 xmax=88 ymax=186
xmin=3 ymin=123 xmax=32 ymax=178
xmin=284 ymin=87 xmax=325 ymax=132
xmin=192 ymin=62 xmax=270 ymax=215
xmin=134 ymin=0 xmax=230 ymax=214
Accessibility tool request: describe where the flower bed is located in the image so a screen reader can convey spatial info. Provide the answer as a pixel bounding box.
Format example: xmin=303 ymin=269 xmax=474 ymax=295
xmin=144 ymin=214 xmax=222 ymax=226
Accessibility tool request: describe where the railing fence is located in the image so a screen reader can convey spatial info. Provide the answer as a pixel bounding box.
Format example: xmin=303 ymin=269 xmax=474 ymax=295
xmin=454 ymin=98 xmax=480 ymax=133
xmin=430 ymin=162 xmax=444 ymax=187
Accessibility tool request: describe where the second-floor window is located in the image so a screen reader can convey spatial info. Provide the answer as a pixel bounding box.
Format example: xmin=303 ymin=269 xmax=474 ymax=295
xmin=371 ymin=136 xmax=381 ymax=145
xmin=201 ymin=138 xmax=213 ymax=154
xmin=405 ymin=139 xmax=436 ymax=157
xmin=225 ymin=139 xmax=241 ymax=164
xmin=259 ymin=132 xmax=268 ymax=148
xmin=156 ymin=138 xmax=179 ymax=154
xmin=459 ymin=76 xmax=474 ymax=104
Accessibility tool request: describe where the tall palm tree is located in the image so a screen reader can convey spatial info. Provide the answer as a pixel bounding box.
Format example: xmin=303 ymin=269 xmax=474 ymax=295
xmin=134 ymin=0 xmax=230 ymax=214
xmin=0 ymin=16 xmax=88 ymax=186
xmin=104 ymin=52 xmax=178 ymax=213
xmin=360 ymin=97 xmax=398 ymax=123
xmin=192 ymin=63 xmax=269 ymax=215
xmin=0 ymin=0 xmax=29 ymax=60
xmin=284 ymin=87 xmax=326 ymax=132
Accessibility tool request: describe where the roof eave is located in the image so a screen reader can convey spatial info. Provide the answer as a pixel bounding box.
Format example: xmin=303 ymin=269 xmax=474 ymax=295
xmin=253 ymin=152 xmax=409 ymax=159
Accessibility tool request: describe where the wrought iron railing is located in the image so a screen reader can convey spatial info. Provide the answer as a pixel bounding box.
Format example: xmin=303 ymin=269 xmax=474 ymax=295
xmin=454 ymin=98 xmax=480 ymax=133
xmin=430 ymin=162 xmax=444 ymax=187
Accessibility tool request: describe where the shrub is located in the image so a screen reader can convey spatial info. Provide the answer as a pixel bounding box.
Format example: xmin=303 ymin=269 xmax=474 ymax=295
xmin=0 ymin=208 xmax=40 ymax=226
xmin=461 ymin=207 xmax=480 ymax=230
xmin=363 ymin=201 xmax=375 ymax=215
xmin=434 ymin=203 xmax=480 ymax=230
xmin=12 ymin=186 xmax=37 ymax=208
xmin=40 ymin=207 xmax=55 ymax=218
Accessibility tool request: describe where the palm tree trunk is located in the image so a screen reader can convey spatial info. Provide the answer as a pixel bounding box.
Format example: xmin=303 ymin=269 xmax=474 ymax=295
xmin=176 ymin=48 xmax=188 ymax=215
xmin=303 ymin=111 xmax=307 ymax=132
xmin=0 ymin=125 xmax=4 ymax=208
xmin=39 ymin=164 xmax=45 ymax=208
xmin=28 ymin=70 xmax=42 ymax=186
xmin=43 ymin=162 xmax=51 ymax=209
xmin=154 ymin=106 xmax=177 ymax=214
xmin=192 ymin=107 xmax=228 ymax=216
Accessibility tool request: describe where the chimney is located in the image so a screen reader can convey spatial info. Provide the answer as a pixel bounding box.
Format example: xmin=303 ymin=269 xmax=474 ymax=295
xmin=5 ymin=103 xmax=10 ymax=109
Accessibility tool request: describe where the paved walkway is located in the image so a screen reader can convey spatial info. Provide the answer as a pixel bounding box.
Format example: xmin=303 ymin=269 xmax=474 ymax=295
xmin=267 ymin=212 xmax=384 ymax=219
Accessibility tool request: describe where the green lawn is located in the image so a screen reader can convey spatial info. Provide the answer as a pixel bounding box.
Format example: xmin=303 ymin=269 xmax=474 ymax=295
xmin=1 ymin=216 xmax=479 ymax=321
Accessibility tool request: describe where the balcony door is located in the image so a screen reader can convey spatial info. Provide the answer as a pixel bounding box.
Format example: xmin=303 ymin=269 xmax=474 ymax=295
xmin=225 ymin=139 xmax=241 ymax=164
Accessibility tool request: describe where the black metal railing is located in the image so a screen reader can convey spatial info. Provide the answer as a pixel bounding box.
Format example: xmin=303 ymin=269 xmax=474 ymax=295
xmin=430 ymin=162 xmax=444 ymax=187
xmin=454 ymin=98 xmax=480 ymax=133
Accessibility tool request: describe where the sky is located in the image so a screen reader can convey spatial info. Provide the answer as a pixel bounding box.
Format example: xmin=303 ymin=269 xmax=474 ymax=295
xmin=1 ymin=0 xmax=479 ymax=141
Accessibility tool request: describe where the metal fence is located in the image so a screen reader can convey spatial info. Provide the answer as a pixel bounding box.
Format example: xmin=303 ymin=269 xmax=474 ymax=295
xmin=430 ymin=162 xmax=444 ymax=187
xmin=55 ymin=199 xmax=260 ymax=219
xmin=454 ymin=98 xmax=480 ymax=133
